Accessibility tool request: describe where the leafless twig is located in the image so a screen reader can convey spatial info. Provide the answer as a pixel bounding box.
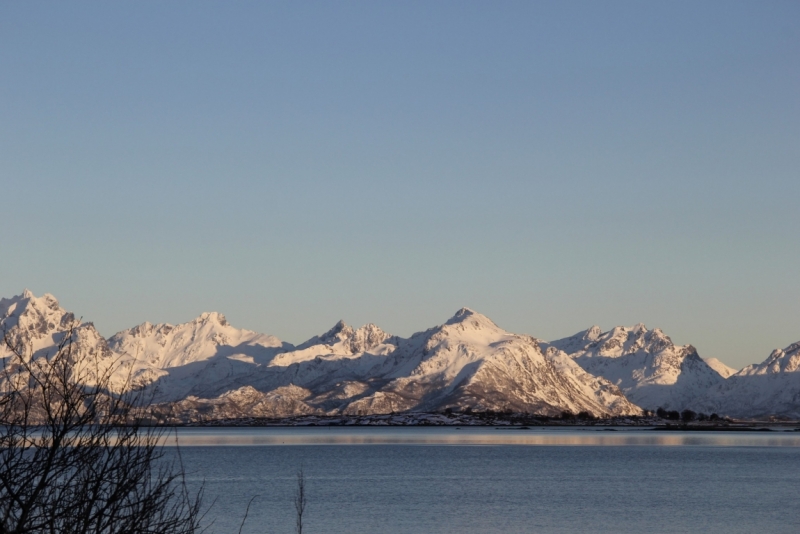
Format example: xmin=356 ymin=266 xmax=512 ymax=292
xmin=295 ymin=467 xmax=306 ymax=534
xmin=237 ymin=494 xmax=259 ymax=534
xmin=0 ymin=324 xmax=204 ymax=533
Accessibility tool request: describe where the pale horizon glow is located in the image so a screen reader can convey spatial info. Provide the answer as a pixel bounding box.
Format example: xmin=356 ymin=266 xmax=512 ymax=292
xmin=1 ymin=1 xmax=798 ymax=369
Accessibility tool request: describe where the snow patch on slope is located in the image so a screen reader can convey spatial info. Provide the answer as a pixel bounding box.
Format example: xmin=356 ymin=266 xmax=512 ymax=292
xmin=704 ymin=357 xmax=738 ymax=379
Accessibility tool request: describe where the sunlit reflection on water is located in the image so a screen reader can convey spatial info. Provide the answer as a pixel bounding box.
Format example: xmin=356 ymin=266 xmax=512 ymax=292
xmin=168 ymin=427 xmax=800 ymax=447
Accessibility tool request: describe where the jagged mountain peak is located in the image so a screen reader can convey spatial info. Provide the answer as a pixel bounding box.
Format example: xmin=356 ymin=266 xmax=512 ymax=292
xmin=452 ymin=307 xmax=476 ymax=319
xmin=109 ymin=311 xmax=284 ymax=370
xmin=128 ymin=321 xmax=157 ymax=335
xmin=444 ymin=307 xmax=499 ymax=330
xmin=0 ymin=290 xmax=80 ymax=349
xmin=607 ymin=323 xmax=647 ymax=337
xmin=19 ymin=288 xmax=55 ymax=303
xmin=584 ymin=323 xmax=670 ymax=354
xmin=545 ymin=325 xmax=603 ymax=355
xmin=1 ymin=290 xmax=75 ymax=331
xmin=328 ymin=319 xmax=352 ymax=335
xmin=604 ymin=323 xmax=668 ymax=344
xmin=585 ymin=325 xmax=602 ymax=340
xmin=0 ymin=291 xmax=146 ymax=390
xmin=347 ymin=323 xmax=392 ymax=353
xmin=321 ymin=319 xmax=353 ymax=340
xmin=561 ymin=323 xmax=675 ymax=357
xmin=447 ymin=307 xmax=482 ymax=322
xmin=113 ymin=312 xmax=233 ymax=342
xmin=737 ymin=341 xmax=800 ymax=376
xmin=549 ymin=323 xmax=725 ymax=410
xmin=2 ymin=290 xmax=62 ymax=315
xmin=193 ymin=312 xmax=229 ymax=326
xmin=293 ymin=321 xmax=393 ymax=355
xmin=296 ymin=320 xmax=355 ymax=350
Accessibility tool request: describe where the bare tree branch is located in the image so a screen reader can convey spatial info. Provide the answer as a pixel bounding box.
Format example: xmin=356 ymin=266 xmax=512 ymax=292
xmin=0 ymin=324 xmax=204 ymax=534
xmin=237 ymin=495 xmax=259 ymax=534
xmin=294 ymin=467 xmax=306 ymax=534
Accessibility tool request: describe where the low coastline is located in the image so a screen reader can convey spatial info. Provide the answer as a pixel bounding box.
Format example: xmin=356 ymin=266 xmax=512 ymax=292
xmin=165 ymin=412 xmax=800 ymax=431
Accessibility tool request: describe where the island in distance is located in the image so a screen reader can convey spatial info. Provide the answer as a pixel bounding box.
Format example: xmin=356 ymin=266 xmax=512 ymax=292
xmin=2 ymin=290 xmax=799 ymax=423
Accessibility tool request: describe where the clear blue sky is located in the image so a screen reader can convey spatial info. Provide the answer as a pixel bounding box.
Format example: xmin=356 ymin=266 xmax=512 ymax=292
xmin=1 ymin=1 xmax=798 ymax=368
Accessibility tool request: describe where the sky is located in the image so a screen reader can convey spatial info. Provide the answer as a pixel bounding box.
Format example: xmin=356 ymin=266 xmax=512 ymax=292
xmin=1 ymin=1 xmax=798 ymax=369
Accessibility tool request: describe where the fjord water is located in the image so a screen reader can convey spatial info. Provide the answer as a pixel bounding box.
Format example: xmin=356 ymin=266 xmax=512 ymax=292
xmin=174 ymin=428 xmax=800 ymax=533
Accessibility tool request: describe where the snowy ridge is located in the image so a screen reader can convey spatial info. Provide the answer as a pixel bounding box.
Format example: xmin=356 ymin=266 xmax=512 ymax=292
xmin=5 ymin=290 xmax=798 ymax=420
xmin=162 ymin=385 xmax=318 ymax=421
xmin=700 ymin=341 xmax=800 ymax=419
xmin=149 ymin=307 xmax=641 ymax=420
xmin=0 ymin=290 xmax=81 ymax=358
xmin=108 ymin=312 xmax=287 ymax=369
xmin=274 ymin=322 xmax=394 ymax=366
xmin=0 ymin=291 xmax=159 ymax=390
xmin=738 ymin=342 xmax=800 ymax=376
xmin=1 ymin=292 xmax=640 ymax=418
xmin=547 ymin=324 xmax=726 ymax=411
xmin=362 ymin=308 xmax=640 ymax=416
xmin=704 ymin=358 xmax=738 ymax=379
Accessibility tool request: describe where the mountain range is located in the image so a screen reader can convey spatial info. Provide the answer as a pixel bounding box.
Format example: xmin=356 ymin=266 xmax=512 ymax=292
xmin=2 ymin=290 xmax=798 ymax=420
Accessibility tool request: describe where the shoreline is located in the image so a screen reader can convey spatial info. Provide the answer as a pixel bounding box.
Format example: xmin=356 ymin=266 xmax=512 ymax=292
xmin=152 ymin=412 xmax=800 ymax=431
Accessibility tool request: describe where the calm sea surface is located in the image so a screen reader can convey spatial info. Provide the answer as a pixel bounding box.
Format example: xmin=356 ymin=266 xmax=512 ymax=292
xmin=170 ymin=427 xmax=800 ymax=533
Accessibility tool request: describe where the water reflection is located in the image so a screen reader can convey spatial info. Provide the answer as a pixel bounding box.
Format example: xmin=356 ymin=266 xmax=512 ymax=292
xmin=169 ymin=427 xmax=800 ymax=447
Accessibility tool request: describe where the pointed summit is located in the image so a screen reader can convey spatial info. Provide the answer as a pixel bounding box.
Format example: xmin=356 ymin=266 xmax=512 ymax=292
xmin=544 ymin=325 xmax=604 ymax=355
xmin=321 ymin=320 xmax=354 ymax=340
xmin=586 ymin=325 xmax=602 ymax=339
xmin=452 ymin=307 xmax=476 ymax=319
xmin=194 ymin=312 xmax=228 ymax=326
xmin=0 ymin=290 xmax=110 ymax=371
xmin=0 ymin=290 xmax=76 ymax=333
xmin=329 ymin=319 xmax=350 ymax=333
xmin=444 ymin=307 xmax=498 ymax=328
xmin=296 ymin=320 xmax=355 ymax=350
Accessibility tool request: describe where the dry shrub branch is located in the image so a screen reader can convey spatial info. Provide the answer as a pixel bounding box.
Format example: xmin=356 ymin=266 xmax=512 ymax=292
xmin=0 ymin=326 xmax=203 ymax=534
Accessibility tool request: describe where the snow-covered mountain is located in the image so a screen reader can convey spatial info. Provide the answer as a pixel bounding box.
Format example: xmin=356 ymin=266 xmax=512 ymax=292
xmin=7 ymin=290 xmax=796 ymax=420
xmin=0 ymin=290 xmax=159 ymax=390
xmin=326 ymin=308 xmax=640 ymax=417
xmin=1 ymin=291 xmax=640 ymax=418
xmin=546 ymin=324 xmax=726 ymax=411
xmin=145 ymin=308 xmax=641 ymax=420
xmin=1 ymin=290 xmax=77 ymax=355
xmin=108 ymin=312 xmax=288 ymax=369
xmin=700 ymin=341 xmax=800 ymax=419
xmin=105 ymin=312 xmax=295 ymax=404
